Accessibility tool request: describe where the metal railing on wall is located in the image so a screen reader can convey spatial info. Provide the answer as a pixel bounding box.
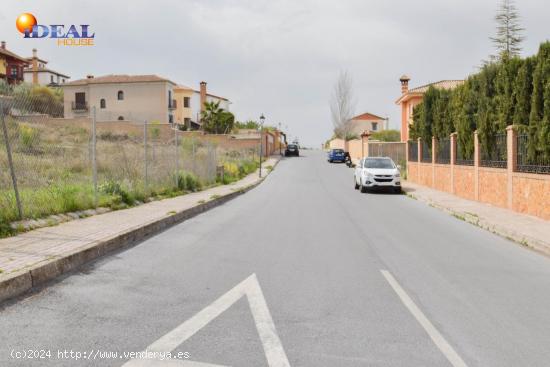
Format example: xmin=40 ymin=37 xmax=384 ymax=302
xmin=408 ymin=140 xmax=418 ymax=162
xmin=517 ymin=133 xmax=550 ymax=174
xmin=436 ymin=138 xmax=450 ymax=164
xmin=421 ymin=140 xmax=432 ymax=163
xmin=456 ymin=140 xmax=474 ymax=166
xmin=480 ymin=133 xmax=507 ymax=168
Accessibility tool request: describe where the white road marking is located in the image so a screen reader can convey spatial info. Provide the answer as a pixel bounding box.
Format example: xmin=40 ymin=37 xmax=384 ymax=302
xmin=122 ymin=273 xmax=290 ymax=367
xmin=380 ymin=270 xmax=468 ymax=367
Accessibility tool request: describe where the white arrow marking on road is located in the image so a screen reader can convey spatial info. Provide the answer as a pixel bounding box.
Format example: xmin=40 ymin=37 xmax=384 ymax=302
xmin=381 ymin=270 xmax=468 ymax=367
xmin=123 ymin=273 xmax=290 ymax=367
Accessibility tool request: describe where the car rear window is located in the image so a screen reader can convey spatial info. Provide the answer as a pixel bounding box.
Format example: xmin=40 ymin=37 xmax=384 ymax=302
xmin=288 ymin=145 xmax=297 ymax=149
xmin=364 ymin=158 xmax=394 ymax=169
xmin=333 ymin=149 xmax=344 ymax=153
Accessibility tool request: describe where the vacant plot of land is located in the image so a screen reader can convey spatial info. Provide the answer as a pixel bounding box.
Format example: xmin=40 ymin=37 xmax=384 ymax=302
xmin=0 ymin=118 xmax=258 ymax=236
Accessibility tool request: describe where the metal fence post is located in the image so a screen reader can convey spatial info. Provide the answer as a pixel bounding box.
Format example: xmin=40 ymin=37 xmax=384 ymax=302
xmin=0 ymin=99 xmax=23 ymax=219
xmin=144 ymin=120 xmax=148 ymax=193
xmin=192 ymin=138 xmax=196 ymax=175
xmin=92 ymin=106 xmax=98 ymax=208
xmin=174 ymin=127 xmax=179 ymax=188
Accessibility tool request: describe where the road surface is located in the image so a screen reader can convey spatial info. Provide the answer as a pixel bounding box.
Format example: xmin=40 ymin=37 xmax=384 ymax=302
xmin=1 ymin=150 xmax=550 ymax=367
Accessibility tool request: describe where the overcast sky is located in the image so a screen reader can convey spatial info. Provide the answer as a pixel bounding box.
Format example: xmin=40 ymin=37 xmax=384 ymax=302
xmin=2 ymin=0 xmax=548 ymax=146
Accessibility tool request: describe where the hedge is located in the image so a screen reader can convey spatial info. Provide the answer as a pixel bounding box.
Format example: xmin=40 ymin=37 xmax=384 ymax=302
xmin=410 ymin=41 xmax=550 ymax=161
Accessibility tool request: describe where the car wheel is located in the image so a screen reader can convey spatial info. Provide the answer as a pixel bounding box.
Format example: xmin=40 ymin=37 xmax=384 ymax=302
xmin=393 ymin=187 xmax=402 ymax=194
xmin=360 ymin=183 xmax=368 ymax=193
xmin=354 ymin=177 xmax=359 ymax=190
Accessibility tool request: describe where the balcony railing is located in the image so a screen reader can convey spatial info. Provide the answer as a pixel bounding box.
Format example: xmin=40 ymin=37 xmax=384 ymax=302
xmin=169 ymin=99 xmax=177 ymax=110
xmin=71 ymin=101 xmax=89 ymax=111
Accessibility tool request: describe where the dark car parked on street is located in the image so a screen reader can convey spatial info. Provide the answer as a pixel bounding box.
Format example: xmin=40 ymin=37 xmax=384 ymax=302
xmin=285 ymin=144 xmax=300 ymax=156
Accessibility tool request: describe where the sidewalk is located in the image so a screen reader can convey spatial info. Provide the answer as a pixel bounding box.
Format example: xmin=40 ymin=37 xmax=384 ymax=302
xmin=0 ymin=156 xmax=280 ymax=303
xmin=403 ymin=181 xmax=550 ymax=257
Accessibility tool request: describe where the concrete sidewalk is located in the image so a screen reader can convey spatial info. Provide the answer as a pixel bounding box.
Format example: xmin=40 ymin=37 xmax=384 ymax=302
xmin=403 ymin=181 xmax=550 ymax=256
xmin=0 ymin=156 xmax=280 ymax=303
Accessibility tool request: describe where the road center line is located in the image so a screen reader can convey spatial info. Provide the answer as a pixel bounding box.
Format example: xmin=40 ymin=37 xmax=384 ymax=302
xmin=380 ymin=270 xmax=468 ymax=367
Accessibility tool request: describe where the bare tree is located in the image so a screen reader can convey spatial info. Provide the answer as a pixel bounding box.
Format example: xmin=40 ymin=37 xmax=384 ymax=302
xmin=490 ymin=0 xmax=525 ymax=59
xmin=330 ymin=70 xmax=356 ymax=140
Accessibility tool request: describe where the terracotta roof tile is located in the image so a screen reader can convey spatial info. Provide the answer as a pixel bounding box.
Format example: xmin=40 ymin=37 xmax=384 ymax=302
xmin=63 ymin=74 xmax=175 ymax=86
xmin=408 ymin=80 xmax=464 ymax=94
xmin=352 ymin=112 xmax=386 ymax=121
xmin=0 ymin=48 xmax=29 ymax=64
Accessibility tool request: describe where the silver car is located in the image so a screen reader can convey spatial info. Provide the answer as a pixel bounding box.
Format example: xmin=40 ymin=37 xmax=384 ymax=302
xmin=354 ymin=157 xmax=402 ymax=193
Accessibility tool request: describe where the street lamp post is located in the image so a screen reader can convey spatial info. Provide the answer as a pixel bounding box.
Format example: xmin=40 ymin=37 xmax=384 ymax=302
xmin=278 ymin=122 xmax=282 ymax=155
xmin=259 ymin=114 xmax=265 ymax=178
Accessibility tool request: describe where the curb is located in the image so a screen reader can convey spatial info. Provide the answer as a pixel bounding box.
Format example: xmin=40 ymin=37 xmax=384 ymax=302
xmin=404 ymin=189 xmax=550 ymax=258
xmin=0 ymin=160 xmax=278 ymax=305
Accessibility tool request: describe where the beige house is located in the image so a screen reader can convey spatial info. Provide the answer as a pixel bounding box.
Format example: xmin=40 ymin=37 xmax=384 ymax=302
xmin=61 ymin=74 xmax=176 ymax=123
xmin=173 ymin=84 xmax=195 ymax=129
xmin=173 ymin=81 xmax=232 ymax=130
xmin=348 ymin=112 xmax=387 ymax=136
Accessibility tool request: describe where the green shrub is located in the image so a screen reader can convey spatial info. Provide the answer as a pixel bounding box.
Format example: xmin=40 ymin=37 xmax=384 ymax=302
xmin=0 ymin=219 xmax=15 ymax=238
xmin=176 ymin=171 xmax=202 ymax=192
xmin=19 ymin=125 xmax=40 ymax=152
xmin=99 ymin=180 xmax=133 ymax=205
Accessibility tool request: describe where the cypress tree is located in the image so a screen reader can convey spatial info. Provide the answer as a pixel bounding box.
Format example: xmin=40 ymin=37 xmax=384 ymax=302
xmin=512 ymin=57 xmax=534 ymax=127
xmin=496 ymin=57 xmax=522 ymax=129
xmin=528 ymin=43 xmax=550 ymax=159
xmin=541 ymin=79 xmax=550 ymax=160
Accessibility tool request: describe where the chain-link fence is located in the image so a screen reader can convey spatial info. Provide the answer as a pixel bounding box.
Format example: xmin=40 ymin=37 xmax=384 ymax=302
xmin=0 ymin=87 xmax=259 ymax=235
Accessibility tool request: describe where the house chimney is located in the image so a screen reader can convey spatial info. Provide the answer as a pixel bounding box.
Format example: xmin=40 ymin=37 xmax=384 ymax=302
xmin=1 ymin=41 xmax=5 ymax=49
xmin=32 ymin=48 xmax=38 ymax=85
xmin=200 ymin=81 xmax=207 ymax=113
xmin=400 ymin=75 xmax=410 ymax=94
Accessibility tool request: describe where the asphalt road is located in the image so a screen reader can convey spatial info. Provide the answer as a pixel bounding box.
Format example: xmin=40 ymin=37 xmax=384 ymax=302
xmin=1 ymin=150 xmax=550 ymax=367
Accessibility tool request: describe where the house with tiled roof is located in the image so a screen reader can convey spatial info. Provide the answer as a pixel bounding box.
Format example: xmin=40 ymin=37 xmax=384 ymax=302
xmin=395 ymin=75 xmax=464 ymax=142
xmin=349 ymin=111 xmax=387 ymax=136
xmin=174 ymin=81 xmax=232 ymax=130
xmin=0 ymin=41 xmax=29 ymax=85
xmin=61 ymin=74 xmax=177 ymax=123
xmin=23 ymin=49 xmax=70 ymax=87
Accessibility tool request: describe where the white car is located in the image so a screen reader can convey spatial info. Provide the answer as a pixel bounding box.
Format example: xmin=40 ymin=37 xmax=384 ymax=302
xmin=354 ymin=157 xmax=402 ymax=193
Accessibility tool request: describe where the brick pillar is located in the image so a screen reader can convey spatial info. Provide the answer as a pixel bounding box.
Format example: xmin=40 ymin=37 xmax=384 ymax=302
xmin=432 ymin=136 xmax=437 ymax=187
xmin=450 ymin=132 xmax=457 ymax=194
xmin=32 ymin=48 xmax=38 ymax=85
xmin=417 ymin=137 xmax=422 ymax=182
xmin=405 ymin=140 xmax=409 ymax=179
xmin=199 ymin=81 xmax=207 ymax=113
xmin=506 ymin=125 xmax=517 ymax=209
xmin=474 ymin=130 xmax=480 ymax=201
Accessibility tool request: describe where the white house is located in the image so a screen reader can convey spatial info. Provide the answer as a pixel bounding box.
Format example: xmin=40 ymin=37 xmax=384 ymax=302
xmin=23 ymin=49 xmax=70 ymax=87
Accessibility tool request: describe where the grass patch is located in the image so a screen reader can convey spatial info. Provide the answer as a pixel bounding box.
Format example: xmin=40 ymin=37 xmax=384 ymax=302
xmin=452 ymin=213 xmax=466 ymax=221
xmin=197 ymin=200 xmax=206 ymax=204
xmin=210 ymin=194 xmax=221 ymax=200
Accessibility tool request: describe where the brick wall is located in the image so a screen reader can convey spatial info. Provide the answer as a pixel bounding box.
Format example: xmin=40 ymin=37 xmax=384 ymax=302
xmin=406 ymin=127 xmax=550 ymax=220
